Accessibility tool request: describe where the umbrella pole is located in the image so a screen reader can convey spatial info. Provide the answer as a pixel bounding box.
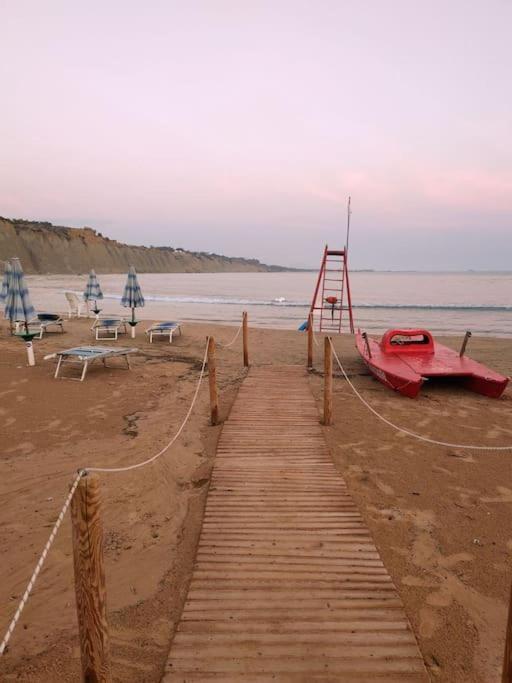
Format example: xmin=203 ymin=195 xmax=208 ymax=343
xmin=26 ymin=340 xmax=35 ymax=366
xmin=23 ymin=321 xmax=35 ymax=366
xmin=131 ymin=308 xmax=136 ymax=338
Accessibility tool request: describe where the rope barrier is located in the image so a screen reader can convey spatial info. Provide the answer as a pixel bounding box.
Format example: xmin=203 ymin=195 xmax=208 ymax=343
xmin=86 ymin=338 xmax=209 ymax=473
xmin=329 ymin=339 xmax=512 ymax=451
xmin=1 ymin=337 xmax=211 ymax=655
xmin=0 ymin=471 xmax=84 ymax=656
xmin=217 ymin=322 xmax=243 ymax=349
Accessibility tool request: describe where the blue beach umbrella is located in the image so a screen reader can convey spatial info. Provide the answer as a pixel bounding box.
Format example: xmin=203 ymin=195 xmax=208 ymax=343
xmin=0 ymin=260 xmax=11 ymax=302
xmin=121 ymin=265 xmax=145 ymax=335
xmin=4 ymin=258 xmax=36 ymax=365
xmin=83 ymin=269 xmax=103 ymax=312
xmin=4 ymin=258 xmax=35 ymax=330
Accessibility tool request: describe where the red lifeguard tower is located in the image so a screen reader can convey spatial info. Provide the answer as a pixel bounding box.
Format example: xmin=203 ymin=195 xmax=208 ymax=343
xmin=309 ymin=197 xmax=355 ymax=334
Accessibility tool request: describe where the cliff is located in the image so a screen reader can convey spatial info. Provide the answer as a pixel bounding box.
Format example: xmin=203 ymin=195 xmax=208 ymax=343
xmin=0 ymin=218 xmax=288 ymax=274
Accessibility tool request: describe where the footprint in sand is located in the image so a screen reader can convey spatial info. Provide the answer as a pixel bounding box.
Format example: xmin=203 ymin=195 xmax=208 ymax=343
xmin=485 ymin=426 xmax=510 ymax=439
xmin=417 ymin=417 xmax=432 ymax=428
xmin=375 ymin=507 xmax=403 ymax=521
xmin=447 ymin=450 xmax=475 ymax=463
xmin=337 ymin=441 xmax=366 ymax=450
xmin=402 ymin=575 xmax=439 ymax=588
xmin=376 ymin=480 xmax=395 ymax=495
xmin=6 ymin=441 xmax=35 ymax=455
xmin=432 ymin=465 xmax=453 ymax=476
xmin=426 ymin=587 xmax=454 ymax=608
xmin=44 ymin=419 xmax=62 ymax=430
xmin=481 ymin=486 xmax=512 ymax=503
xmin=9 ymin=378 xmax=28 ymax=386
xmin=419 ymin=606 xmax=443 ymax=638
xmin=438 ymin=552 xmax=474 ymax=569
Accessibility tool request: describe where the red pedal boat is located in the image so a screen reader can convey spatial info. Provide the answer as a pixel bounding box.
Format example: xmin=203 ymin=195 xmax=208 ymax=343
xmin=356 ymin=328 xmax=509 ymax=399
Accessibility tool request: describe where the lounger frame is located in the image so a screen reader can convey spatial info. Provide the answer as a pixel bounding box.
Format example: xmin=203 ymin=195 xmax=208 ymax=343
xmin=92 ymin=318 xmax=128 ymax=341
xmin=53 ymin=346 xmax=137 ymax=381
xmin=146 ymin=322 xmax=182 ymax=344
xmin=15 ymin=316 xmax=65 ymax=339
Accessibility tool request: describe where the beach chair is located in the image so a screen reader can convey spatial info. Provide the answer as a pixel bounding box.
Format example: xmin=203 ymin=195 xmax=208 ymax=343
xmin=28 ymin=313 xmax=65 ymax=339
xmin=92 ymin=317 xmax=128 ymax=340
xmin=145 ymin=321 xmax=182 ymax=343
xmin=48 ymin=346 xmax=138 ymax=381
xmin=14 ymin=313 xmax=65 ymax=339
xmin=65 ymin=291 xmax=88 ymax=318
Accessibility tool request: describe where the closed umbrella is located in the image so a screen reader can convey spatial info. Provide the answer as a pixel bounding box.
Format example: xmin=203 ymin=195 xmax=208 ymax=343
xmin=4 ymin=258 xmax=36 ymax=365
xmin=121 ymin=265 xmax=145 ymax=338
xmin=0 ymin=260 xmax=11 ymax=302
xmin=83 ymin=269 xmax=103 ymax=316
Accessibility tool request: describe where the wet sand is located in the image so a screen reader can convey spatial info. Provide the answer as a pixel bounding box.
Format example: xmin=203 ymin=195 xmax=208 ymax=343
xmin=0 ymin=317 xmax=511 ymax=681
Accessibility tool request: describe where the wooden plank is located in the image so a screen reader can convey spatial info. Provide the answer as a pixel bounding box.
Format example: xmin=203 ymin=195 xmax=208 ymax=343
xmin=164 ymin=366 xmax=427 ymax=682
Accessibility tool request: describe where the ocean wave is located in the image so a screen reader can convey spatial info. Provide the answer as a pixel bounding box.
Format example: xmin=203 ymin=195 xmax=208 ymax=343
xmin=67 ymin=290 xmax=512 ymax=311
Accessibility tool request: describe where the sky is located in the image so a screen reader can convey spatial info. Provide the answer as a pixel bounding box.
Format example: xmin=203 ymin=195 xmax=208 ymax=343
xmin=1 ymin=0 xmax=511 ymax=270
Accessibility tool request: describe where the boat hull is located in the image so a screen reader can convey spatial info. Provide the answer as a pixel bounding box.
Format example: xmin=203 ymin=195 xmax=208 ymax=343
xmin=356 ymin=331 xmax=509 ymax=399
xmin=356 ymin=342 xmax=423 ymax=398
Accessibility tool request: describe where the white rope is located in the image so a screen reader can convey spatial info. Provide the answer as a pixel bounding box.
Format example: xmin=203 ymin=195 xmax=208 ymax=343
xmin=218 ymin=322 xmax=243 ymax=349
xmin=85 ymin=337 xmax=209 ymax=473
xmin=0 ymin=471 xmax=84 ymax=656
xmin=329 ymin=339 xmax=512 ymax=451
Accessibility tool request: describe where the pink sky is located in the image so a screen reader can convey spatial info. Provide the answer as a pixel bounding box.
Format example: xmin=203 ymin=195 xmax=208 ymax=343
xmin=1 ymin=1 xmax=511 ymax=269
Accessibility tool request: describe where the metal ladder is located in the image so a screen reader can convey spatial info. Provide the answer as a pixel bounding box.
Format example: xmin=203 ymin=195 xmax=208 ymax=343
xmin=311 ymin=245 xmax=354 ymax=333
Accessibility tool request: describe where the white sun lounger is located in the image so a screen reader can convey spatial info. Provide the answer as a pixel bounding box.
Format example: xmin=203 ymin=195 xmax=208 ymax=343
xmin=91 ymin=317 xmax=128 ymax=340
xmin=49 ymin=346 xmax=138 ymax=381
xmin=145 ymin=321 xmax=182 ymax=343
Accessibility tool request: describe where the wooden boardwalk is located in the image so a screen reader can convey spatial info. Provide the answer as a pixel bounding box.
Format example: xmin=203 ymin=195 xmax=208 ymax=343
xmin=164 ymin=366 xmax=428 ymax=682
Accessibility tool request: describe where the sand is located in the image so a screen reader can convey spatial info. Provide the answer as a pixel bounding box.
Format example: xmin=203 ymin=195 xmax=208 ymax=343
xmin=0 ymin=317 xmax=511 ymax=682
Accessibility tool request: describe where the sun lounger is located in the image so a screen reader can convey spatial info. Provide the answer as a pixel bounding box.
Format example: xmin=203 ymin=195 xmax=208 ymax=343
xmin=30 ymin=313 xmax=65 ymax=339
xmin=15 ymin=313 xmax=65 ymax=339
xmin=145 ymin=321 xmax=182 ymax=343
xmin=65 ymin=291 xmax=89 ymax=318
xmin=92 ymin=317 xmax=128 ymax=340
xmin=48 ymin=346 xmax=138 ymax=381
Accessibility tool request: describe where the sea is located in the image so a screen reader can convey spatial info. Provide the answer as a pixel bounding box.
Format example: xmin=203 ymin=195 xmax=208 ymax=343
xmin=25 ymin=271 xmax=512 ymax=337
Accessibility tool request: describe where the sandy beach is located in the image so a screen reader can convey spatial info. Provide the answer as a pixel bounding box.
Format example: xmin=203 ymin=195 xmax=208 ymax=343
xmin=1 ymin=317 xmax=511 ymax=682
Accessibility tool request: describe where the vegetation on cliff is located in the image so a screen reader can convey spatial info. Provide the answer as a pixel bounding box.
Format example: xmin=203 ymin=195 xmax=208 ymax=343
xmin=0 ymin=218 xmax=289 ymax=274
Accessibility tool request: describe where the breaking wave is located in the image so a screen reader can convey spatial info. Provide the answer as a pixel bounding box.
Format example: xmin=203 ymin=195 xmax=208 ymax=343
xmin=97 ymin=292 xmax=512 ymax=312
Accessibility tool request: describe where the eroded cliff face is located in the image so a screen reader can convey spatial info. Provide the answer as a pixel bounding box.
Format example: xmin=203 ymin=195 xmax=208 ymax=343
xmin=0 ymin=218 xmax=284 ymax=274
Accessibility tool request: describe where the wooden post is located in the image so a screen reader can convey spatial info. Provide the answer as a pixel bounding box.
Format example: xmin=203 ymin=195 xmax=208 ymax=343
xmin=70 ymin=473 xmax=111 ymax=683
xmin=242 ymin=311 xmax=249 ymax=368
xmin=207 ymin=336 xmax=219 ymax=425
xmin=460 ymin=330 xmax=472 ymax=357
xmin=503 ymin=583 xmax=512 ymax=682
xmin=322 ymin=336 xmax=333 ymax=426
xmin=307 ymin=314 xmax=313 ymax=369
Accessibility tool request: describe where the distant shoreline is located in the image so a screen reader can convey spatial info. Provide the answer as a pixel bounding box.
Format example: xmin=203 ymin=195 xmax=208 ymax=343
xmin=25 ymin=269 xmax=512 ymax=276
